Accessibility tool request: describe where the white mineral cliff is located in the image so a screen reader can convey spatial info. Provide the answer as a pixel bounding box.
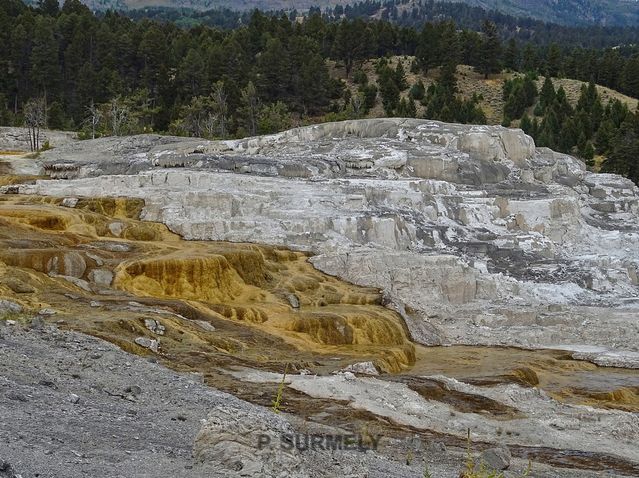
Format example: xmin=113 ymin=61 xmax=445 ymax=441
xmin=17 ymin=119 xmax=639 ymax=366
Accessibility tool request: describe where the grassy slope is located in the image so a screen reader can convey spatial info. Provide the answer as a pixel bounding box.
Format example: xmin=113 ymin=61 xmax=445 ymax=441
xmin=330 ymin=56 xmax=638 ymax=125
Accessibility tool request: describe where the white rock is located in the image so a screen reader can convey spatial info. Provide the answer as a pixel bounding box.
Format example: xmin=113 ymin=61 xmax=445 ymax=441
xmin=134 ymin=337 xmax=159 ymax=353
xmin=61 ymin=197 xmax=79 ymax=208
xmin=341 ymin=362 xmax=379 ymax=376
xmin=88 ymin=269 xmax=113 ymax=286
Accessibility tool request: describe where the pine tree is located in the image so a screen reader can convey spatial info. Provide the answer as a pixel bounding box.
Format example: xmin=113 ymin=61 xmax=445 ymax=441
xmin=257 ymin=37 xmax=291 ymax=103
xmin=138 ymin=25 xmax=168 ymax=96
xmin=396 ymin=97 xmax=417 ymax=118
xmin=299 ymin=53 xmax=331 ymax=114
xmin=538 ymin=108 xmax=560 ymax=149
xmin=581 ymin=142 xmax=595 ymax=166
xmin=31 ymin=17 xmax=61 ymax=110
xmin=407 ymin=98 xmax=417 ymax=118
xmin=557 ymin=118 xmax=576 ymax=153
xmin=333 ymin=20 xmax=369 ymax=78
xmin=504 ymin=39 xmax=519 ymax=71
xmin=601 ymin=126 xmax=639 ymax=184
xmin=621 ymin=57 xmax=639 ymax=99
xmin=378 ymin=67 xmax=400 ymax=116
xmin=179 ymin=49 xmax=207 ymax=99
xmin=522 ymin=44 xmax=538 ymax=73
xmin=210 ymin=81 xmax=228 ymax=138
xmin=416 ymin=21 xmax=459 ymax=72
xmin=258 ymin=101 xmax=291 ymax=134
xmin=409 ymin=80 xmax=425 ymax=101
xmin=359 ymin=84 xmax=377 ymax=111
xmin=545 ymin=44 xmax=562 ymax=78
xmin=61 ymin=0 xmax=90 ymax=15
xmin=394 ymin=62 xmax=408 ymax=91
xmin=531 ymin=117 xmax=540 ymax=138
xmin=439 ymin=62 xmax=458 ymax=97
xmin=539 ymin=77 xmax=556 ymax=111
xmin=478 ymin=20 xmax=501 ymax=79
xmin=553 ymin=87 xmax=573 ymax=120
xmin=594 ymin=118 xmax=615 ymax=155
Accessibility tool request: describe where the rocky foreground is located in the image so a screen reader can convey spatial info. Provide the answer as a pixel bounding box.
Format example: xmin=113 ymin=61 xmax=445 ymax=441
xmin=1 ymin=119 xmax=639 ymax=477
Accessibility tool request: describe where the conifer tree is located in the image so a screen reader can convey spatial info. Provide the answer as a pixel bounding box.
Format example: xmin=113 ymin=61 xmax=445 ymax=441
xmin=504 ymin=39 xmax=519 ymax=71
xmin=545 ymin=44 xmax=562 ymax=77
xmin=621 ymin=57 xmax=639 ymax=99
xmin=479 ymin=20 xmax=501 ymax=79
xmin=601 ymin=125 xmax=639 ymax=183
xmin=539 ymin=77 xmax=556 ymax=111
xmin=409 ymin=80 xmax=425 ymax=101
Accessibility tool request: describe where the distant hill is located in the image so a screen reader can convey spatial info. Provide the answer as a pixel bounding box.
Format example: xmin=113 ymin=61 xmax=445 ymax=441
xmin=36 ymin=0 xmax=352 ymax=13
xmin=450 ymin=0 xmax=639 ymax=26
xmin=28 ymin=0 xmax=639 ymax=26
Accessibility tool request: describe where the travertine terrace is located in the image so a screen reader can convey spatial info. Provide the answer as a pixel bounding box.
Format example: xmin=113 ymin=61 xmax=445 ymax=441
xmin=2 ymin=119 xmax=638 ymax=477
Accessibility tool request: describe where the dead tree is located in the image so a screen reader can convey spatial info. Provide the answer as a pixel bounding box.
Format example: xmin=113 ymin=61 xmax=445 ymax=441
xmin=85 ymin=100 xmax=102 ymax=139
xmin=109 ymin=97 xmax=129 ymax=136
xmin=211 ymin=81 xmax=228 ymax=138
xmin=24 ymin=97 xmax=46 ymax=152
xmin=240 ymin=81 xmax=259 ymax=136
xmin=351 ymin=93 xmax=364 ymax=118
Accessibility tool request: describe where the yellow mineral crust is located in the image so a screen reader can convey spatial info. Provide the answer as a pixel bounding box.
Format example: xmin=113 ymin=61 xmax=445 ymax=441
xmin=0 ymin=195 xmax=415 ymax=373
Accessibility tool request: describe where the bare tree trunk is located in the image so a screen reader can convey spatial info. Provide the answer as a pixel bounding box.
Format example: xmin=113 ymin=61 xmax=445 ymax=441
xmin=24 ymin=97 xmax=46 ymax=152
xmin=43 ymin=87 xmax=48 ymax=128
xmin=211 ymin=81 xmax=228 ymax=139
xmin=110 ymin=98 xmax=129 ymax=136
xmin=27 ymin=126 xmax=33 ymax=152
xmin=86 ymin=100 xmax=101 ymax=140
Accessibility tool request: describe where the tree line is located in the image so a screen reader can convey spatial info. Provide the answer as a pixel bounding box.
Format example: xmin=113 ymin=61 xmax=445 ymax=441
xmin=131 ymin=0 xmax=639 ymax=50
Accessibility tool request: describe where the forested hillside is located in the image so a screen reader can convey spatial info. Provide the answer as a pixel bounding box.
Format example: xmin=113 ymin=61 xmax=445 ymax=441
xmin=24 ymin=0 xmax=639 ymax=26
xmin=2 ymin=0 xmax=639 ymax=182
xmin=126 ymin=1 xmax=639 ymax=50
xmin=448 ymin=0 xmax=639 ymax=26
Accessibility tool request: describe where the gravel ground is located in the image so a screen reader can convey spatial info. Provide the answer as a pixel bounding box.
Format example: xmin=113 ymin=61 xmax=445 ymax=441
xmin=0 ymin=321 xmax=240 ymax=478
xmin=0 ymin=320 xmax=624 ymax=478
xmin=0 ymin=321 xmax=439 ymax=478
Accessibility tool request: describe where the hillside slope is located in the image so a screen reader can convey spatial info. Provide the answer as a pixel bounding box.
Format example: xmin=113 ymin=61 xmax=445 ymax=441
xmin=453 ymin=0 xmax=639 ymax=26
xmin=333 ymin=56 xmax=639 ymax=125
xmin=30 ymin=0 xmax=639 ymax=26
xmin=35 ymin=0 xmax=353 ymax=12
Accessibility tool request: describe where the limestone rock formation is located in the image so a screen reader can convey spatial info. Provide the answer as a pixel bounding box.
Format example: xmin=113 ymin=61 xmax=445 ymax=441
xmin=3 ymin=118 xmax=639 ymax=477
xmin=18 ymin=119 xmax=639 ymax=365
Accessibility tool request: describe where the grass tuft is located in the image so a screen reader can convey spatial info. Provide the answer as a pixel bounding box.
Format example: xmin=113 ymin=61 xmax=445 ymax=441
xmin=272 ymin=363 xmax=288 ymax=414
